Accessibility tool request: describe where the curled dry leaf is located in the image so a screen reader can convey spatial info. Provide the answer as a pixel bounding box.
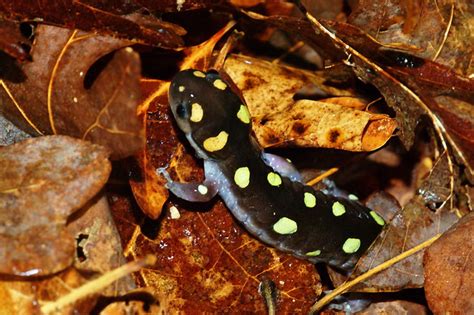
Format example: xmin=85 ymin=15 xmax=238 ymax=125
xmin=0 ymin=135 xmax=110 ymax=276
xmin=424 ymin=211 xmax=474 ymax=314
xmin=0 ymin=1 xmax=186 ymax=48
xmin=224 ymin=54 xmax=396 ymax=151
xmin=324 ymin=20 xmax=474 ymax=178
xmin=0 ymin=25 xmax=144 ymax=159
xmin=130 ymin=82 xmax=173 ymax=219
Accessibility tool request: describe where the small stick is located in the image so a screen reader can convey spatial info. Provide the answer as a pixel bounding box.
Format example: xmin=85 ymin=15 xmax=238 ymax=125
xmin=306 ymin=167 xmax=339 ymax=186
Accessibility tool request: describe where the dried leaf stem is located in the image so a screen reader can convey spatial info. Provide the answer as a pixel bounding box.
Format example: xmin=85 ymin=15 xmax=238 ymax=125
xmin=306 ymin=167 xmax=339 ymax=186
xmin=309 ymin=233 xmax=442 ymax=313
xmin=41 ymin=255 xmax=156 ymax=314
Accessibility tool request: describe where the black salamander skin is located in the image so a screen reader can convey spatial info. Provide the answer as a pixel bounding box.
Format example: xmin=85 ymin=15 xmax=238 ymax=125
xmin=166 ymin=69 xmax=385 ymax=270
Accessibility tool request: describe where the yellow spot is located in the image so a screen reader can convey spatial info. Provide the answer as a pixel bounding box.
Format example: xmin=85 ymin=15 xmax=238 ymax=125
xmin=193 ymin=71 xmax=206 ymax=78
xmin=304 ymin=192 xmax=316 ymax=208
xmin=237 ymin=105 xmax=251 ymax=124
xmin=169 ymin=206 xmax=181 ymax=219
xmin=198 ymin=185 xmax=208 ymax=195
xmin=203 ymin=131 xmax=228 ymax=152
xmin=190 ymin=103 xmax=203 ymax=122
xmin=213 ymin=79 xmax=227 ymax=90
xmin=348 ymin=194 xmax=359 ymax=200
xmin=370 ymin=211 xmax=385 ymax=226
xmin=178 ymin=86 xmax=185 ymax=92
xmin=267 ymin=172 xmax=282 ymax=187
xmin=306 ymin=249 xmax=321 ymax=257
xmin=273 ymin=217 xmax=298 ymax=235
xmin=234 ymin=167 xmax=250 ymax=188
xmin=332 ymin=201 xmax=346 ymax=216
xmin=342 ymin=238 xmax=361 ymax=253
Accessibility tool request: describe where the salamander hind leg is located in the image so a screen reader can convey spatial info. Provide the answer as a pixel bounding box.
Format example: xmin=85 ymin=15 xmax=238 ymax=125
xmin=157 ymin=167 xmax=218 ymax=202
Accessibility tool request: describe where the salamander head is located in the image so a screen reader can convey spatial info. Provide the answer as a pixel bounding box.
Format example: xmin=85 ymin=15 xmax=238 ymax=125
xmin=169 ymin=69 xmax=252 ymax=160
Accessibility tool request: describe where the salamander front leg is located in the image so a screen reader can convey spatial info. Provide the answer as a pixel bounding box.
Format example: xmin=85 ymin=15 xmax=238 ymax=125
xmin=261 ymin=152 xmax=302 ymax=182
xmin=157 ymin=167 xmax=218 ymax=202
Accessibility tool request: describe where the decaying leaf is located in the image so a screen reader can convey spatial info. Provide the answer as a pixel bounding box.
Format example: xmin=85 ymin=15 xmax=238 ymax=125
xmin=224 ymin=54 xmax=396 ymax=151
xmin=348 ymin=0 xmax=473 ymax=75
xmin=0 ymin=135 xmax=110 ymax=276
xmin=0 ymin=24 xmax=144 ymax=159
xmin=424 ymin=211 xmax=474 ymax=314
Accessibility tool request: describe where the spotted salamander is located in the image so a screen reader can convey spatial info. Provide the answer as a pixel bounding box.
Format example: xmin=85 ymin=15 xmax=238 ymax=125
xmin=165 ymin=69 xmax=385 ymax=271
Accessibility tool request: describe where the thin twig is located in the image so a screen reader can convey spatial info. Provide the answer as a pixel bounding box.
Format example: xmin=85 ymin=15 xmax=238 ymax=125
xmin=309 ymin=234 xmax=442 ymax=313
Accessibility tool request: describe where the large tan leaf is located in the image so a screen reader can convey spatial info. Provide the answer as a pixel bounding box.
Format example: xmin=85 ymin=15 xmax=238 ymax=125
xmin=224 ymin=54 xmax=396 ymax=151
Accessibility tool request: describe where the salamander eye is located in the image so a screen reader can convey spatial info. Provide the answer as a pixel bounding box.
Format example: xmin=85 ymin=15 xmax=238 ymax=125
xmin=176 ymin=103 xmax=187 ymax=118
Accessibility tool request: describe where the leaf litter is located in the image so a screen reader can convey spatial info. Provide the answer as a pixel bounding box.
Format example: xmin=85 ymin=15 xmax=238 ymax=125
xmin=0 ymin=0 xmax=472 ymax=313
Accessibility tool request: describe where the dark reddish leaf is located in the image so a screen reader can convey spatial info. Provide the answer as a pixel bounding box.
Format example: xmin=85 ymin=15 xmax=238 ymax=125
xmin=0 ymin=25 xmax=144 ymax=159
xmin=0 ymin=1 xmax=187 ymax=48
xmin=0 ymin=135 xmax=110 ymax=276
xmin=111 ymin=195 xmax=322 ymax=313
xmin=424 ymin=211 xmax=474 ymax=314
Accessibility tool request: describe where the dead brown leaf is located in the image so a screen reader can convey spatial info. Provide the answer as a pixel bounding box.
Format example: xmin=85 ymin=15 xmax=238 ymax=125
xmin=424 ymin=211 xmax=474 ymax=314
xmin=0 ymin=135 xmax=110 ymax=276
xmin=0 ymin=25 xmax=144 ymax=159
